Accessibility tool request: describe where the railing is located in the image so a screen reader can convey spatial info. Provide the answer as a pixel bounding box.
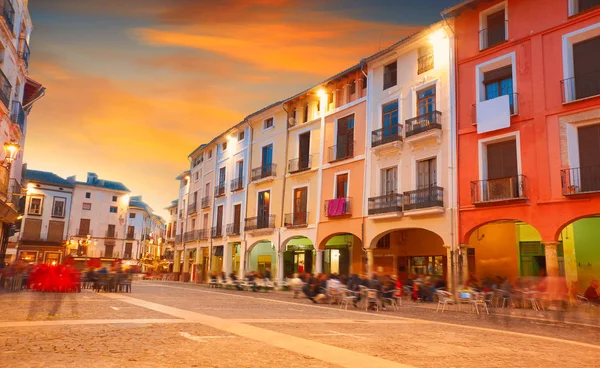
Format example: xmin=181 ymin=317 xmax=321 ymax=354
xmin=367 ymin=194 xmax=402 ymax=215
xmin=211 ymin=226 xmax=223 ymax=238
xmin=198 ymin=229 xmax=209 ymax=240
xmin=251 ymin=163 xmax=277 ymax=181
xmin=479 ymin=20 xmax=507 ymax=50
xmin=10 ymin=101 xmax=25 ymax=132
xmin=324 ymin=197 xmax=352 ymax=217
xmin=471 ymin=93 xmax=519 ymax=124
xmin=18 ymin=37 xmax=30 ymax=68
xmin=417 ymin=53 xmax=434 ymax=74
xmin=1 ymin=0 xmax=15 ymax=33
xmin=183 ymin=230 xmax=196 ymax=242
xmin=372 ymin=125 xmax=402 ymax=148
xmin=403 ymin=186 xmax=444 ymax=210
xmin=230 ymin=177 xmax=244 ymax=192
xmin=284 ymin=212 xmax=309 ymax=227
xmin=561 ymin=70 xmax=600 ymax=103
xmin=244 ymin=214 xmax=276 ymax=231
xmin=328 ymin=141 xmax=354 ymax=162
xmin=405 ymin=111 xmax=442 ymax=137
xmin=174 ymin=234 xmax=182 ymax=244
xmin=0 ymin=69 xmax=11 ymax=109
xmin=561 ymin=166 xmax=600 ymax=195
xmin=201 ymin=196 xmax=211 ymax=208
xmin=7 ymin=178 xmax=21 ymax=207
xmin=105 ymin=230 xmax=118 ymax=238
xmin=215 ymin=182 xmax=226 ymax=197
xmin=288 ymin=155 xmax=312 ymax=173
xmin=187 ymin=202 xmax=197 ymax=214
xmin=226 ymin=223 xmax=241 ymax=236
xmin=77 ymin=229 xmax=92 ymax=237
xmin=126 ymin=232 xmax=136 ymax=240
xmin=0 ymin=165 xmax=8 ymax=201
xmin=470 ymin=175 xmax=527 ymax=203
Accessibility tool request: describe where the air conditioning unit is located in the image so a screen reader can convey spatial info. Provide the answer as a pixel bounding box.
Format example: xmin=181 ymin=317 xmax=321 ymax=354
xmin=288 ymin=117 xmax=296 ymax=127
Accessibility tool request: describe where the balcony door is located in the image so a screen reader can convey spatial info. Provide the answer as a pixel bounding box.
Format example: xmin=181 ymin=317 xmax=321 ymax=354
xmin=336 ymin=115 xmax=354 ymax=159
xmin=382 ymin=101 xmax=399 ymax=139
xmin=336 ymin=173 xmax=348 ymax=199
xmin=219 ymin=167 xmax=226 ymax=187
xmin=417 ymin=158 xmax=437 ymax=189
xmin=233 ymin=204 xmax=241 ymax=234
xmin=417 ymin=86 xmax=436 ymax=117
xmin=381 ymin=167 xmax=397 ymax=195
xmin=577 ymin=124 xmax=600 ymax=192
xmin=257 ymin=190 xmax=270 ymax=228
xmin=203 ymin=213 xmax=209 ymax=232
xmin=216 ymin=205 xmax=224 ymax=235
xmin=573 ymin=35 xmax=600 ymax=100
xmin=237 ymin=160 xmax=244 ymax=180
xmin=486 ymin=9 xmax=506 ymax=47
xmin=484 ymin=66 xmax=514 ymax=111
xmin=486 ymin=140 xmax=518 ymax=200
xmin=79 ymin=218 xmax=90 ymax=236
xmin=293 ymin=187 xmax=308 ymax=224
xmin=298 ymin=132 xmax=310 ymax=169
xmin=262 ymin=144 xmax=273 ymax=175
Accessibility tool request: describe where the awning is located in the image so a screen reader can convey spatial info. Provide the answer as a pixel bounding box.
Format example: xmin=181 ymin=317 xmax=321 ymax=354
xmin=213 ymin=245 xmax=223 ymax=257
xmin=22 ymin=77 xmax=45 ymax=109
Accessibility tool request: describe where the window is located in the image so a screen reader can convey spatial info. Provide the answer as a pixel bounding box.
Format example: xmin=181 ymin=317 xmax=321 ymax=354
xmin=85 ymin=192 xmax=91 ymax=199
xmin=417 ymin=86 xmax=436 ymax=116
xmin=238 ymin=130 xmax=245 ymax=141
xmin=350 ymin=79 xmax=356 ymax=95
xmin=109 ymin=206 xmax=118 ymax=213
xmin=575 ymin=124 xmax=600 ymax=193
xmin=377 ymin=234 xmax=391 ymax=249
xmin=483 ymin=65 xmax=515 ymax=112
xmin=480 ymin=138 xmax=520 ymax=200
xmin=194 ymin=172 xmax=199 ymax=182
xmin=335 ymin=173 xmax=349 ymax=198
xmin=51 ymin=197 xmax=66 ymax=217
xmin=22 ymin=219 xmax=42 ymax=240
xmin=480 ymin=4 xmax=507 ymax=50
xmin=362 ymin=77 xmax=367 ymax=90
xmin=208 ymin=150 xmax=212 ymax=159
xmin=417 ymin=158 xmax=437 ymax=188
xmin=383 ymin=61 xmax=397 ymax=90
xmin=570 ymin=35 xmax=600 ymax=101
xmin=82 ymin=203 xmax=92 ymax=210
xmin=28 ymin=197 xmax=42 ymax=215
xmin=382 ymin=101 xmax=399 ymax=127
xmin=570 ymin=0 xmax=600 ymax=15
xmin=222 ymin=141 xmax=227 ymax=151
xmin=303 ymin=104 xmax=309 ymax=123
xmin=78 ymin=219 xmax=90 ymax=236
xmin=264 ymin=117 xmax=274 ymax=130
xmin=381 ymin=167 xmax=397 ymax=194
xmin=129 ymin=213 xmax=136 ymax=219
xmin=332 ymin=115 xmax=354 ymax=161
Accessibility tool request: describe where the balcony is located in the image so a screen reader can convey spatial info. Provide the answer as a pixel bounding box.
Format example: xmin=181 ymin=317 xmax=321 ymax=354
xmin=201 ymin=196 xmax=211 ymax=208
xmin=417 ymin=53 xmax=434 ymax=75
xmin=215 ymin=182 xmax=226 ymax=197
xmin=403 ymin=186 xmax=444 ymax=211
xmin=183 ymin=230 xmax=196 ymax=242
xmin=198 ymin=229 xmax=209 ymax=240
xmin=561 ymin=166 xmax=600 ymax=195
xmin=10 ymin=101 xmax=25 ymax=133
xmin=226 ymin=223 xmax=242 ymax=236
xmin=0 ymin=69 xmax=11 ymax=109
xmin=324 ymin=197 xmax=352 ymax=217
xmin=174 ymin=234 xmax=182 ymax=244
xmin=372 ymin=125 xmax=402 ymax=148
xmin=244 ymin=214 xmax=276 ymax=231
xmin=405 ymin=111 xmax=442 ymax=138
xmin=479 ymin=20 xmax=507 ymax=50
xmin=18 ymin=37 xmax=30 ymax=69
xmin=368 ymin=194 xmax=402 ymax=215
xmin=470 ymin=175 xmax=527 ymax=204
xmin=251 ymin=163 xmax=277 ymax=182
xmin=126 ymin=231 xmax=136 ymax=240
xmin=284 ymin=212 xmax=309 ymax=228
xmin=211 ymin=226 xmax=223 ymax=238
xmin=20 ymin=234 xmax=63 ymax=245
xmin=288 ymin=155 xmax=312 ymax=174
xmin=1 ymin=0 xmax=14 ymax=33
xmin=230 ymin=177 xmax=244 ymax=192
xmin=187 ymin=202 xmax=197 ymax=215
xmin=561 ymin=70 xmax=600 ymax=104
xmin=105 ymin=230 xmax=118 ymax=238
xmin=77 ymin=229 xmax=92 ymax=237
xmin=328 ymin=141 xmax=354 ymax=163
xmin=471 ymin=93 xmax=519 ymax=125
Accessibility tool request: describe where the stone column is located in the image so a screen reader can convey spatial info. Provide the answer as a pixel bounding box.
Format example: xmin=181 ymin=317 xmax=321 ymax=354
xmin=367 ymin=248 xmax=374 ymax=276
xmin=459 ymin=244 xmax=469 ymax=285
xmin=543 ymin=241 xmax=560 ymax=277
xmin=277 ymin=246 xmax=284 ymax=282
xmin=183 ymin=249 xmax=190 ymax=274
xmin=316 ymin=249 xmax=324 ymax=274
xmin=173 ymin=250 xmax=181 ymax=272
xmin=238 ymin=241 xmax=246 ymax=279
xmin=443 ymin=244 xmax=454 ymax=292
xmin=223 ymin=242 xmax=232 ymax=276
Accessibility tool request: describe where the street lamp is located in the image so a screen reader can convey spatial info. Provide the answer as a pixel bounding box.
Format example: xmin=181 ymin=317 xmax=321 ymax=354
xmin=2 ymin=142 xmax=20 ymax=167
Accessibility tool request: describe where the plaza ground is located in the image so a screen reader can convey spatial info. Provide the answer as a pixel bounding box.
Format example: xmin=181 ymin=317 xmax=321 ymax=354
xmin=1 ymin=282 xmax=599 ymax=368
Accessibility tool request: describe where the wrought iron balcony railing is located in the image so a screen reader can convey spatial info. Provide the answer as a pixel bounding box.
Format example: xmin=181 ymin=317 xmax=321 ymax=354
xmin=187 ymin=202 xmax=197 ymax=214
xmin=201 ymin=196 xmax=211 ymax=208
xmin=470 ymin=175 xmax=527 ymax=204
xmin=561 ymin=166 xmax=600 ymax=195
xmin=405 ymin=111 xmax=442 ymax=137
xmin=244 ymin=214 xmax=276 ymax=231
xmin=198 ymin=229 xmax=209 ymax=240
xmin=372 ymin=125 xmax=402 ymax=148
xmin=479 ymin=20 xmax=507 ymax=50
xmin=284 ymin=212 xmax=309 ymax=228
xmin=403 ymin=186 xmax=444 ymax=211
xmin=105 ymin=230 xmax=118 ymax=238
xmin=368 ymin=194 xmax=402 ymax=215
xmin=215 ymin=182 xmax=226 ymax=197
xmin=417 ymin=53 xmax=434 ymax=75
xmin=324 ymin=197 xmax=352 ymax=217
xmin=328 ymin=141 xmax=354 ymax=162
xmin=226 ymin=223 xmax=242 ymax=236
xmin=1 ymin=0 xmax=14 ymax=33
xmin=561 ymin=70 xmax=600 ymax=103
xmin=0 ymin=69 xmax=11 ymax=109
xmin=77 ymin=229 xmax=93 ymax=237
xmin=174 ymin=234 xmax=182 ymax=244
xmin=183 ymin=230 xmax=196 ymax=242
xmin=211 ymin=226 xmax=223 ymax=238
xmin=126 ymin=231 xmax=136 ymax=240
xmin=288 ymin=155 xmax=312 ymax=173
xmin=10 ymin=101 xmax=25 ymax=132
xmin=230 ymin=177 xmax=244 ymax=192
xmin=18 ymin=37 xmax=30 ymax=68
xmin=251 ymin=163 xmax=277 ymax=181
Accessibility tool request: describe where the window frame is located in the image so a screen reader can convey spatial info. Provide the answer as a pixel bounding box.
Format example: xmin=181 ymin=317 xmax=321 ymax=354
xmin=85 ymin=192 xmax=91 ymax=199
xmin=82 ymin=202 xmax=92 ymax=211
xmin=561 ymin=23 xmax=600 ymax=103
xmin=28 ymin=196 xmax=43 ymax=216
xmin=51 ymin=196 xmax=66 ymax=218
xmin=478 ymin=1 xmax=508 ymax=51
xmin=109 ymin=206 xmax=118 ymax=213
xmin=478 ymin=130 xmax=522 ymax=182
xmin=383 ymin=61 xmax=398 ymax=90
xmin=112 ymin=195 xmax=117 ymax=202
xmin=263 ymin=117 xmax=274 ymax=131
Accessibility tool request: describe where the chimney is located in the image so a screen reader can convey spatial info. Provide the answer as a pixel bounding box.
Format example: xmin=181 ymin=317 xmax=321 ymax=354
xmin=66 ymin=175 xmax=76 ymax=184
xmin=87 ymin=172 xmax=98 ymax=184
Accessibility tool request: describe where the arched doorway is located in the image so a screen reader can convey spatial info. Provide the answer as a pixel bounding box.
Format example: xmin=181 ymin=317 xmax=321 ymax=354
xmin=282 ymin=236 xmax=314 ymax=277
xmin=320 ymin=233 xmax=362 ymax=277
xmin=370 ymin=228 xmax=446 ymax=283
xmin=246 ymin=240 xmax=276 ymax=277
xmin=556 ymin=214 xmax=600 ymax=293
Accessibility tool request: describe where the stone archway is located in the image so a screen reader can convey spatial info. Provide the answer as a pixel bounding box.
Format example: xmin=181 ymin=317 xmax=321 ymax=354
xmin=318 ymin=233 xmax=362 ymax=277
xmin=281 ymin=236 xmax=314 ymax=278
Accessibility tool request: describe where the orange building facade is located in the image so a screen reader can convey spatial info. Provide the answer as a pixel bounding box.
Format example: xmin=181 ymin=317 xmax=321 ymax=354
xmin=449 ymin=0 xmax=600 ymax=291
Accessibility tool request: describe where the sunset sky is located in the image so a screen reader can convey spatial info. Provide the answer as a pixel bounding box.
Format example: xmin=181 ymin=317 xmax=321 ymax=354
xmin=26 ymin=0 xmax=458 ymax=218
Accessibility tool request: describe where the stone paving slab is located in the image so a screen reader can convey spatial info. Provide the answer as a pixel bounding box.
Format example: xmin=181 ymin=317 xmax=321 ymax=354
xmin=0 ymin=323 xmax=340 ymax=368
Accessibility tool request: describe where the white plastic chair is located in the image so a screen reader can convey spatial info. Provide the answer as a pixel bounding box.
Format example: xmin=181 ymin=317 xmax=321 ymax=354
xmin=436 ymin=290 xmax=456 ymax=312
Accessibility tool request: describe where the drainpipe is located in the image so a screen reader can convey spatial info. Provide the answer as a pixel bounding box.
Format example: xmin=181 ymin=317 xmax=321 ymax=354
xmin=315 ymin=91 xmax=327 ymax=274
xmin=278 ymin=103 xmax=291 ymax=282
xmin=360 ymin=58 xmax=371 ymax=269
xmin=441 ymin=13 xmax=459 ymax=292
xmin=241 ymin=118 xmax=252 ymax=279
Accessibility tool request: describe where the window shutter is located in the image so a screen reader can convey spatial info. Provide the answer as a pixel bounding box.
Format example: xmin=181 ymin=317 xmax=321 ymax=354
xmin=483 ymin=65 xmax=512 ymax=84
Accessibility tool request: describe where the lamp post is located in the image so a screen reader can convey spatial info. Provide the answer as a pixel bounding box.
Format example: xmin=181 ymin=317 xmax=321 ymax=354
xmin=0 ymin=142 xmax=21 ymax=267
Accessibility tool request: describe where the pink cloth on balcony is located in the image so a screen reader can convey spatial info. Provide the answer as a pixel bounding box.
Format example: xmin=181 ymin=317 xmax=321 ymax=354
xmin=328 ymin=198 xmax=347 ymax=216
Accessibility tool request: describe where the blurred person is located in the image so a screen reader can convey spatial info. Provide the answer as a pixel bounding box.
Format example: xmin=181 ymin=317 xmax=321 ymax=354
xmin=584 ymin=280 xmax=600 ymax=304
xmin=264 ymin=267 xmax=271 ymax=281
xmin=289 ymin=273 xmax=303 ymax=298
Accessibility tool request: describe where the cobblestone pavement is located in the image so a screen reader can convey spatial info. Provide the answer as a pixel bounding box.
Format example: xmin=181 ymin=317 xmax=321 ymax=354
xmin=0 ymin=281 xmax=599 ymax=368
